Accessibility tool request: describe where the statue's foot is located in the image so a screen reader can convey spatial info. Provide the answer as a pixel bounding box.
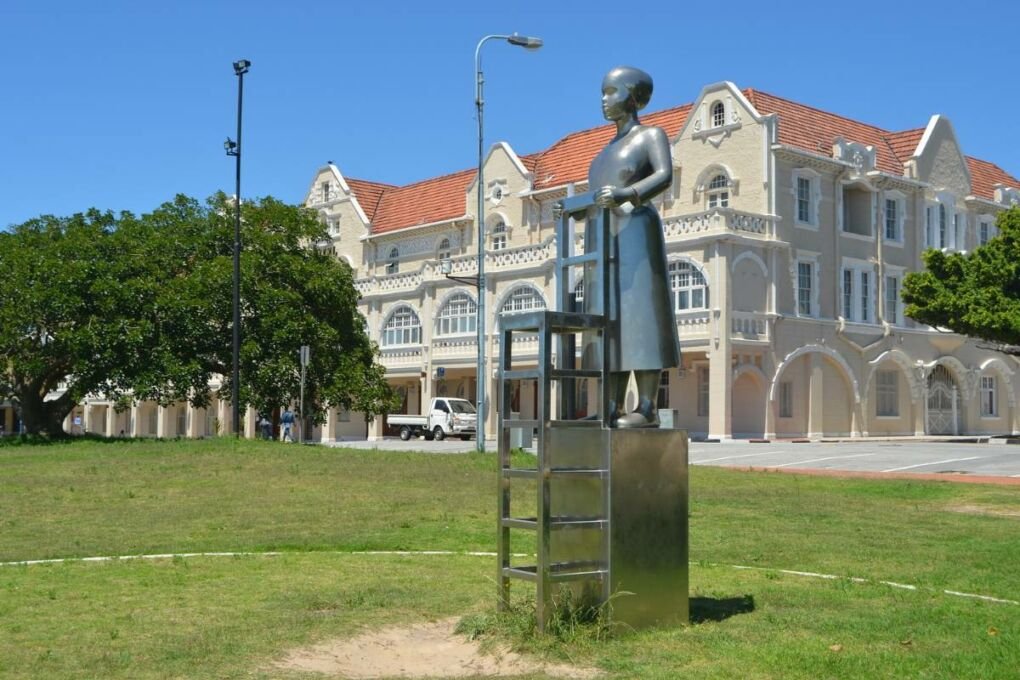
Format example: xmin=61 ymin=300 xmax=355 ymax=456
xmin=614 ymin=412 xmax=660 ymax=429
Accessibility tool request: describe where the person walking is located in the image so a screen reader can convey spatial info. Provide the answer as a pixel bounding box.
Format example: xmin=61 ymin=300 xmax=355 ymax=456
xmin=281 ymin=408 xmax=295 ymax=443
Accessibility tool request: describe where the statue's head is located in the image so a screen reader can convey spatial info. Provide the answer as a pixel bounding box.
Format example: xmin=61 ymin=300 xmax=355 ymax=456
xmin=603 ymin=66 xmax=653 ymax=114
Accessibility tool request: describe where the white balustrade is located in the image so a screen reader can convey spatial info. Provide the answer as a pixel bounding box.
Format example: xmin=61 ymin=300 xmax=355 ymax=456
xmin=731 ymin=312 xmax=769 ymax=340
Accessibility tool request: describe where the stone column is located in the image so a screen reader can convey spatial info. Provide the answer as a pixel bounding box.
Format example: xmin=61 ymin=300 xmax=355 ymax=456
xmin=130 ymin=403 xmax=140 ymax=437
xmin=244 ymin=406 xmax=257 ymax=439
xmin=369 ymin=415 xmax=385 ymax=441
xmin=156 ymin=406 xmax=168 ymax=438
xmin=82 ymin=403 xmax=92 ymax=434
xmin=106 ymin=405 xmax=115 ymax=438
xmin=322 ymin=407 xmax=336 ymax=443
xmin=707 ymin=241 xmax=732 ymax=440
xmin=807 ymin=353 xmax=825 ymax=439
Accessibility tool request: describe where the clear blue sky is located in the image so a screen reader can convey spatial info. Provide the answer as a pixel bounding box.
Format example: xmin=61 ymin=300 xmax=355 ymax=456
xmin=2 ymin=0 xmax=1017 ymax=227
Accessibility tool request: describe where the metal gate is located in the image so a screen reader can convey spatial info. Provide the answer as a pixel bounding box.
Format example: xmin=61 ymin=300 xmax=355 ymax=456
xmin=927 ymin=365 xmax=958 ymax=435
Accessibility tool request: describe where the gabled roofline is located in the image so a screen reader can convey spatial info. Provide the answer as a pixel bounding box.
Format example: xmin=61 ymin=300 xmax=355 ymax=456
xmin=912 ymin=115 xmax=973 ymax=189
xmin=303 ymin=163 xmax=372 ymax=225
xmin=465 ymin=141 xmax=532 ymax=194
xmin=673 ymin=81 xmax=763 ymax=143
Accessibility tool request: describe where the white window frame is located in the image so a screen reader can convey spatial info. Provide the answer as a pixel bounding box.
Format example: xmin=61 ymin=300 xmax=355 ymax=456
xmin=435 ymin=293 xmax=477 ymax=336
xmin=841 ymin=258 xmax=875 ymax=324
xmin=884 ymin=269 xmax=903 ymax=326
xmin=382 ymin=306 xmax=422 ymax=346
xmin=499 ymin=286 xmax=546 ymax=316
xmin=953 ymin=211 xmax=967 ymax=252
xmin=711 ymin=100 xmax=726 ymax=128
xmin=875 ymin=370 xmax=899 ymax=417
xmin=793 ymin=251 xmax=820 ymax=318
xmin=437 ymin=237 xmax=452 ymax=261
xmin=791 ymin=168 xmax=821 ymax=229
xmin=490 ymin=219 xmax=508 ymax=251
xmin=669 ymin=259 xmax=709 ymax=312
xmin=980 ymin=376 xmax=998 ymax=417
xmin=883 ymin=191 xmax=905 ymax=245
xmin=706 ymin=174 xmax=730 ymax=209
xmin=978 ymin=219 xmax=992 ymax=246
xmin=385 ymin=246 xmax=399 ymax=275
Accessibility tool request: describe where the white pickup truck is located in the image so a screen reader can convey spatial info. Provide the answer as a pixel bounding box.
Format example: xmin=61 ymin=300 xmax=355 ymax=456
xmin=387 ymin=397 xmax=477 ymax=441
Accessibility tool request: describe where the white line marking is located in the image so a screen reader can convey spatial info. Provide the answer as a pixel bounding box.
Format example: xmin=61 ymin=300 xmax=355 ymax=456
xmin=4 ymin=551 xmax=1016 ymax=607
xmin=1011 ymin=474 xmax=1020 ymax=478
xmin=714 ymin=563 xmax=1017 ymax=605
xmin=770 ymin=453 xmax=876 ymax=469
xmin=693 ymin=450 xmax=788 ymax=464
xmin=881 ymin=456 xmax=982 ymax=473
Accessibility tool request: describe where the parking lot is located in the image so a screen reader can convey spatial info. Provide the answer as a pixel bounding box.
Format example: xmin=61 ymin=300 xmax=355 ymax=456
xmin=329 ymin=436 xmax=1020 ymax=478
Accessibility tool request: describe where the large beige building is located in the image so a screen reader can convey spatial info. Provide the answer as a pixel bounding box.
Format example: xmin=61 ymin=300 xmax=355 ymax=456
xmin=303 ymin=81 xmax=1019 ymax=442
xmin=53 ymin=81 xmax=1019 ymax=442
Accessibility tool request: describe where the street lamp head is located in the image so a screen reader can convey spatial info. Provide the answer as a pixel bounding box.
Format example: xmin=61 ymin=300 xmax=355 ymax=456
xmin=224 ymin=137 xmax=238 ymax=156
xmin=233 ymin=59 xmax=251 ymax=75
xmin=507 ymin=33 xmax=543 ymax=50
xmin=439 ymin=258 xmax=453 ymax=275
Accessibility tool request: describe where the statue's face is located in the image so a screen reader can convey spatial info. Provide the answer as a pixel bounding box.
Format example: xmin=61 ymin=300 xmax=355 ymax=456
xmin=601 ymin=75 xmax=632 ymax=122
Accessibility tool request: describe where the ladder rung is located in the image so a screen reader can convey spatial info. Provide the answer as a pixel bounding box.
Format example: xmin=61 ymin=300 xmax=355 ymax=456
xmin=502 ymin=419 xmax=539 ymax=430
xmin=550 ymin=368 xmax=602 ymax=380
xmin=560 ymin=252 xmax=599 ymax=267
xmin=503 ymin=561 xmax=607 ymax=583
xmin=501 ymin=369 xmax=540 ymax=381
xmin=502 ymin=516 xmax=607 ymax=531
xmin=501 ymin=467 xmax=608 ymax=479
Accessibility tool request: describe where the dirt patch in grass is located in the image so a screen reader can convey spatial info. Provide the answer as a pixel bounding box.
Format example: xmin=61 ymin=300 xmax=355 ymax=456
xmin=275 ymin=617 xmax=600 ymax=678
xmin=946 ymin=504 xmax=1020 ymax=519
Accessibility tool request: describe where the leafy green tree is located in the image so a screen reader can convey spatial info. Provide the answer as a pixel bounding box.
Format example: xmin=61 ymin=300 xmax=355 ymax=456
xmin=0 ymin=194 xmax=395 ymax=436
xmin=903 ymin=206 xmax=1020 ymax=353
xmin=0 ymin=210 xmax=143 ymax=434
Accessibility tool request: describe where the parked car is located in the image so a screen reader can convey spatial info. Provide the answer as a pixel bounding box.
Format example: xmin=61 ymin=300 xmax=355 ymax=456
xmin=387 ymin=398 xmax=477 ymax=441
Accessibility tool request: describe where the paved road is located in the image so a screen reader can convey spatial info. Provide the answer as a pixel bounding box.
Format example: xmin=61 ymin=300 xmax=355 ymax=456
xmin=329 ymin=437 xmax=1020 ymax=478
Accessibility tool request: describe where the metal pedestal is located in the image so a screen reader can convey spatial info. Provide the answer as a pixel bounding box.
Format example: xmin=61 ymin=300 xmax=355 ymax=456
xmin=496 ymin=198 xmax=688 ymax=632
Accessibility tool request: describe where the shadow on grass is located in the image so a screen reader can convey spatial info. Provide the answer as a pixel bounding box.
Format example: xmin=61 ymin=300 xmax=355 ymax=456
xmin=689 ymin=595 xmax=755 ymax=624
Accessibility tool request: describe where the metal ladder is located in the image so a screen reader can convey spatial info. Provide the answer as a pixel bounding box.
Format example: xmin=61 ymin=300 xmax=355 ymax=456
xmin=496 ymin=198 xmax=614 ymax=631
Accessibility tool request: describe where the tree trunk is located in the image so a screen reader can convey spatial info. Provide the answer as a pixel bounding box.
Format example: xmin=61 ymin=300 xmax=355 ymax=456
xmin=17 ymin=389 xmax=73 ymax=437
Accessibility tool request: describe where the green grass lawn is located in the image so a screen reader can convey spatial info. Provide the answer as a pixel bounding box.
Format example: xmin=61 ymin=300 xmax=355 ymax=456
xmin=1 ymin=437 xmax=1018 ymax=679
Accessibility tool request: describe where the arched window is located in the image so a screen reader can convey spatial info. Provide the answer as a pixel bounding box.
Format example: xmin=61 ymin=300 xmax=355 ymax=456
xmin=707 ymin=174 xmax=730 ymax=209
xmin=437 ymin=238 xmax=451 ymax=261
xmin=669 ymin=260 xmax=709 ymax=311
xmin=436 ymin=293 xmax=477 ymax=336
xmin=382 ymin=306 xmax=421 ymax=346
xmin=491 ymin=219 xmax=507 ymax=251
xmin=711 ymin=101 xmax=726 ymax=128
xmin=500 ymin=286 xmax=546 ymax=315
xmin=386 ymin=247 xmax=399 ymax=274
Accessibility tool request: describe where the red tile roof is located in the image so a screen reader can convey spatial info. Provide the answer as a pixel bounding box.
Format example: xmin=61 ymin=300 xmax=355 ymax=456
xmin=367 ymin=168 xmax=474 ymax=234
xmin=884 ymin=128 xmax=925 ymax=163
xmin=967 ymin=156 xmax=1017 ymax=203
xmin=345 ymin=178 xmax=394 ymax=221
xmin=344 ymin=88 xmax=1017 ymax=234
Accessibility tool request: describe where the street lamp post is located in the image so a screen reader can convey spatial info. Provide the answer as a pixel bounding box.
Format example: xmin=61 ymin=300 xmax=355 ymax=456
xmin=474 ymin=33 xmax=542 ymax=453
xmin=225 ymin=58 xmax=250 ymax=438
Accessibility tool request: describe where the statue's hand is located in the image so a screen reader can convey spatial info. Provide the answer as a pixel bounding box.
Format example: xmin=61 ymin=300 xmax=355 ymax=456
xmin=595 ymin=185 xmax=638 ymax=208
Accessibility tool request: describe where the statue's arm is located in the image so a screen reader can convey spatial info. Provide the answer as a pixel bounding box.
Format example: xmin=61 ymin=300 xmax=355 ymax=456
xmin=628 ymin=127 xmax=673 ymax=206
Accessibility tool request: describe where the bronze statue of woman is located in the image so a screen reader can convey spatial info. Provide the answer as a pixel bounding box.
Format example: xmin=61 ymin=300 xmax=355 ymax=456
xmin=559 ymin=66 xmax=680 ymax=427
